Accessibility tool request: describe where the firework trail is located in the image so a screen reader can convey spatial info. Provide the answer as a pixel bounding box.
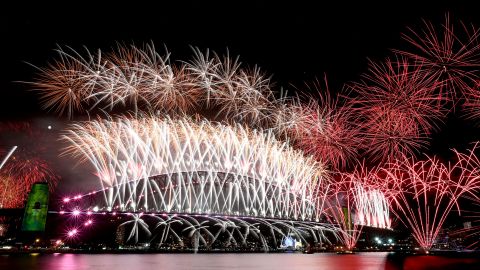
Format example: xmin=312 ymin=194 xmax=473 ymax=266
xmin=0 ymin=146 xmax=17 ymax=170
xmin=462 ymin=84 xmax=480 ymax=122
xmin=450 ymin=144 xmax=480 ymax=250
xmin=381 ymin=146 xmax=480 ymax=251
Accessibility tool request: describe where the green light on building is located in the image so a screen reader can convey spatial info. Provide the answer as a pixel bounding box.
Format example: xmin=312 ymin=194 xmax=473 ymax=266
xmin=21 ymin=183 xmax=49 ymax=232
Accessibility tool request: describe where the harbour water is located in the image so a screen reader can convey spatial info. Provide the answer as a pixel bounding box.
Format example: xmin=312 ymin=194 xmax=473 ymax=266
xmin=1 ymin=252 xmax=480 ymax=270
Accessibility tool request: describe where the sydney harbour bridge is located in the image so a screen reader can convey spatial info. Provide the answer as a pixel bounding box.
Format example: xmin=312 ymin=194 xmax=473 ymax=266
xmin=57 ymin=117 xmax=389 ymax=251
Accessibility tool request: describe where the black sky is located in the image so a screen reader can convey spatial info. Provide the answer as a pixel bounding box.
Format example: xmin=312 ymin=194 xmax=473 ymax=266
xmin=1 ymin=1 xmax=480 ymax=191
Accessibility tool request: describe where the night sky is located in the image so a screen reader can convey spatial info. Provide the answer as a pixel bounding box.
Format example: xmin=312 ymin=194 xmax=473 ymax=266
xmin=1 ymin=1 xmax=480 ymax=192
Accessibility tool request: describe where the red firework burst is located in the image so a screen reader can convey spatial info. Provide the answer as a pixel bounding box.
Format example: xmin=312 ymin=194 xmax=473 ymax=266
xmin=351 ymin=57 xmax=447 ymax=133
xmin=380 ymin=146 xmax=480 ymax=251
xmin=348 ymin=58 xmax=445 ymax=163
xmin=394 ymin=13 xmax=480 ymax=100
xmin=324 ymin=176 xmax=363 ymax=251
xmin=447 ymin=143 xmax=480 ymax=249
xmin=360 ymin=107 xmax=429 ymax=163
xmin=324 ymin=165 xmax=390 ymax=250
xmin=1 ymin=149 xmax=58 ymax=208
xmin=1 ymin=153 xmax=58 ymax=191
xmin=289 ymin=78 xmax=362 ymax=169
xmin=0 ymin=174 xmax=24 ymax=208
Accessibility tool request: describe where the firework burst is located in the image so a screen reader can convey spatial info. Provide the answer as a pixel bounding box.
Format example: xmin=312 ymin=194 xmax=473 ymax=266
xmin=291 ymin=79 xmax=362 ymax=169
xmin=324 ymin=165 xmax=390 ymax=250
xmin=61 ymin=116 xmax=328 ymax=221
xmin=351 ymin=58 xmax=446 ymax=133
xmin=348 ymin=58 xmax=446 ymax=162
xmin=381 ymin=147 xmax=480 ymax=251
xmin=29 ymin=44 xmax=278 ymax=125
xmin=394 ymin=14 xmax=480 ymax=100
xmin=360 ymin=107 xmax=429 ymax=163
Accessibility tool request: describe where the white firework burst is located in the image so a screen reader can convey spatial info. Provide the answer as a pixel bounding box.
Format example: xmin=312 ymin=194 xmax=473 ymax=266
xmin=62 ymin=116 xmax=329 ymax=222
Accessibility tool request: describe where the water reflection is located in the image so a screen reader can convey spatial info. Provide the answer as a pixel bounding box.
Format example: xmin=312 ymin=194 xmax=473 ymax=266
xmin=395 ymin=254 xmax=480 ymax=270
xmin=1 ymin=252 xmax=479 ymax=270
